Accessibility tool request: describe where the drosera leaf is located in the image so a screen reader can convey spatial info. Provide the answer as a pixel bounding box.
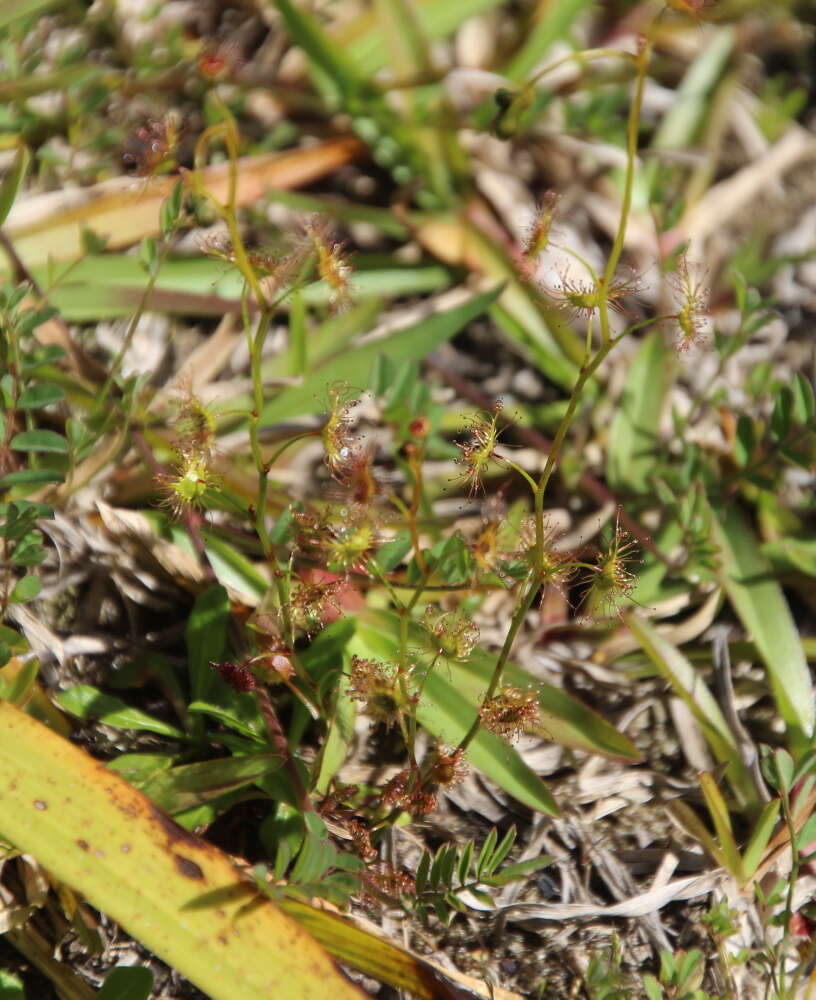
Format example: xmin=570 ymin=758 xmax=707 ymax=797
xmin=0 ymin=700 xmax=370 ymax=1000
xmin=260 ymin=287 xmax=502 ymax=425
xmin=97 ymin=966 xmax=153 ymax=1000
xmin=709 ymin=502 xmax=814 ymax=750
xmin=55 ymin=684 xmax=185 ymax=739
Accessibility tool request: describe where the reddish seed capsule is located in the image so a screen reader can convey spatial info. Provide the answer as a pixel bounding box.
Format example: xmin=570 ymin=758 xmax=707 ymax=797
xmin=409 ymin=417 xmax=430 ymax=439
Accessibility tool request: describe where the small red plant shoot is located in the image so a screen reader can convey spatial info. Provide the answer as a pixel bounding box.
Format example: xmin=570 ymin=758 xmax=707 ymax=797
xmin=381 ymin=766 xmax=437 ymax=816
xmin=479 ymin=686 xmax=541 ymax=740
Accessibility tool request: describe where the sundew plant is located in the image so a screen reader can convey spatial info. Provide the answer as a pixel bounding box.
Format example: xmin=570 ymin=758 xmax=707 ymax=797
xmin=0 ymin=1 xmax=815 ymax=998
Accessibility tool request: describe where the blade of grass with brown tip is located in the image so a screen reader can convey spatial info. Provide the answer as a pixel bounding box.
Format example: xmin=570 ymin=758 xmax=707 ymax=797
xmin=3 ymin=139 xmax=362 ymax=274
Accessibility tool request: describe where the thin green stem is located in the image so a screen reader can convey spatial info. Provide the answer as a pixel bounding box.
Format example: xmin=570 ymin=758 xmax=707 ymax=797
xmin=551 ymin=242 xmax=600 ymax=286
xmin=528 ymin=47 xmax=637 ymax=89
xmin=456 ymin=569 xmax=538 ymax=755
xmin=96 ymin=236 xmax=175 ymax=411
xmin=603 ymin=40 xmax=650 ymax=292
xmin=502 ymin=458 xmax=538 ymax=494
xmin=533 ymin=342 xmax=614 ymax=569
xmin=456 ymin=41 xmax=654 ymax=757
xmin=399 ymin=569 xmax=431 ymax=764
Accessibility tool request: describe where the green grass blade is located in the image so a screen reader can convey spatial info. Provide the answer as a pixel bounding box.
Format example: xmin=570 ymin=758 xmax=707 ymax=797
xmin=503 ymin=0 xmax=596 ymax=82
xmin=35 ymin=256 xmax=450 ymax=322
xmin=275 ymin=0 xmax=369 ymax=105
xmin=279 ymin=897 xmax=480 ymax=1000
xmin=339 ymin=0 xmax=506 ymax=76
xmin=651 ymin=28 xmax=735 ymax=152
xmin=741 ymin=799 xmax=781 ymax=881
xmin=186 ymin=585 xmax=230 ymax=703
xmin=709 ymin=502 xmax=814 ymax=748
xmin=313 ymin=656 xmax=357 ymax=795
xmin=55 ymin=685 xmax=184 ymax=739
xmin=607 ymin=330 xmax=669 ymax=493
xmin=260 ymin=286 xmax=501 ymax=424
xmin=197 ymin=530 xmax=270 ymax=603
xmin=374 ymin=0 xmax=432 ymax=77
xmin=140 ymin=754 xmax=282 ymax=814
xmin=699 ymin=771 xmax=743 ymax=882
xmin=418 ymin=668 xmax=559 ymax=815
xmin=0 ymin=0 xmax=69 ymax=28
